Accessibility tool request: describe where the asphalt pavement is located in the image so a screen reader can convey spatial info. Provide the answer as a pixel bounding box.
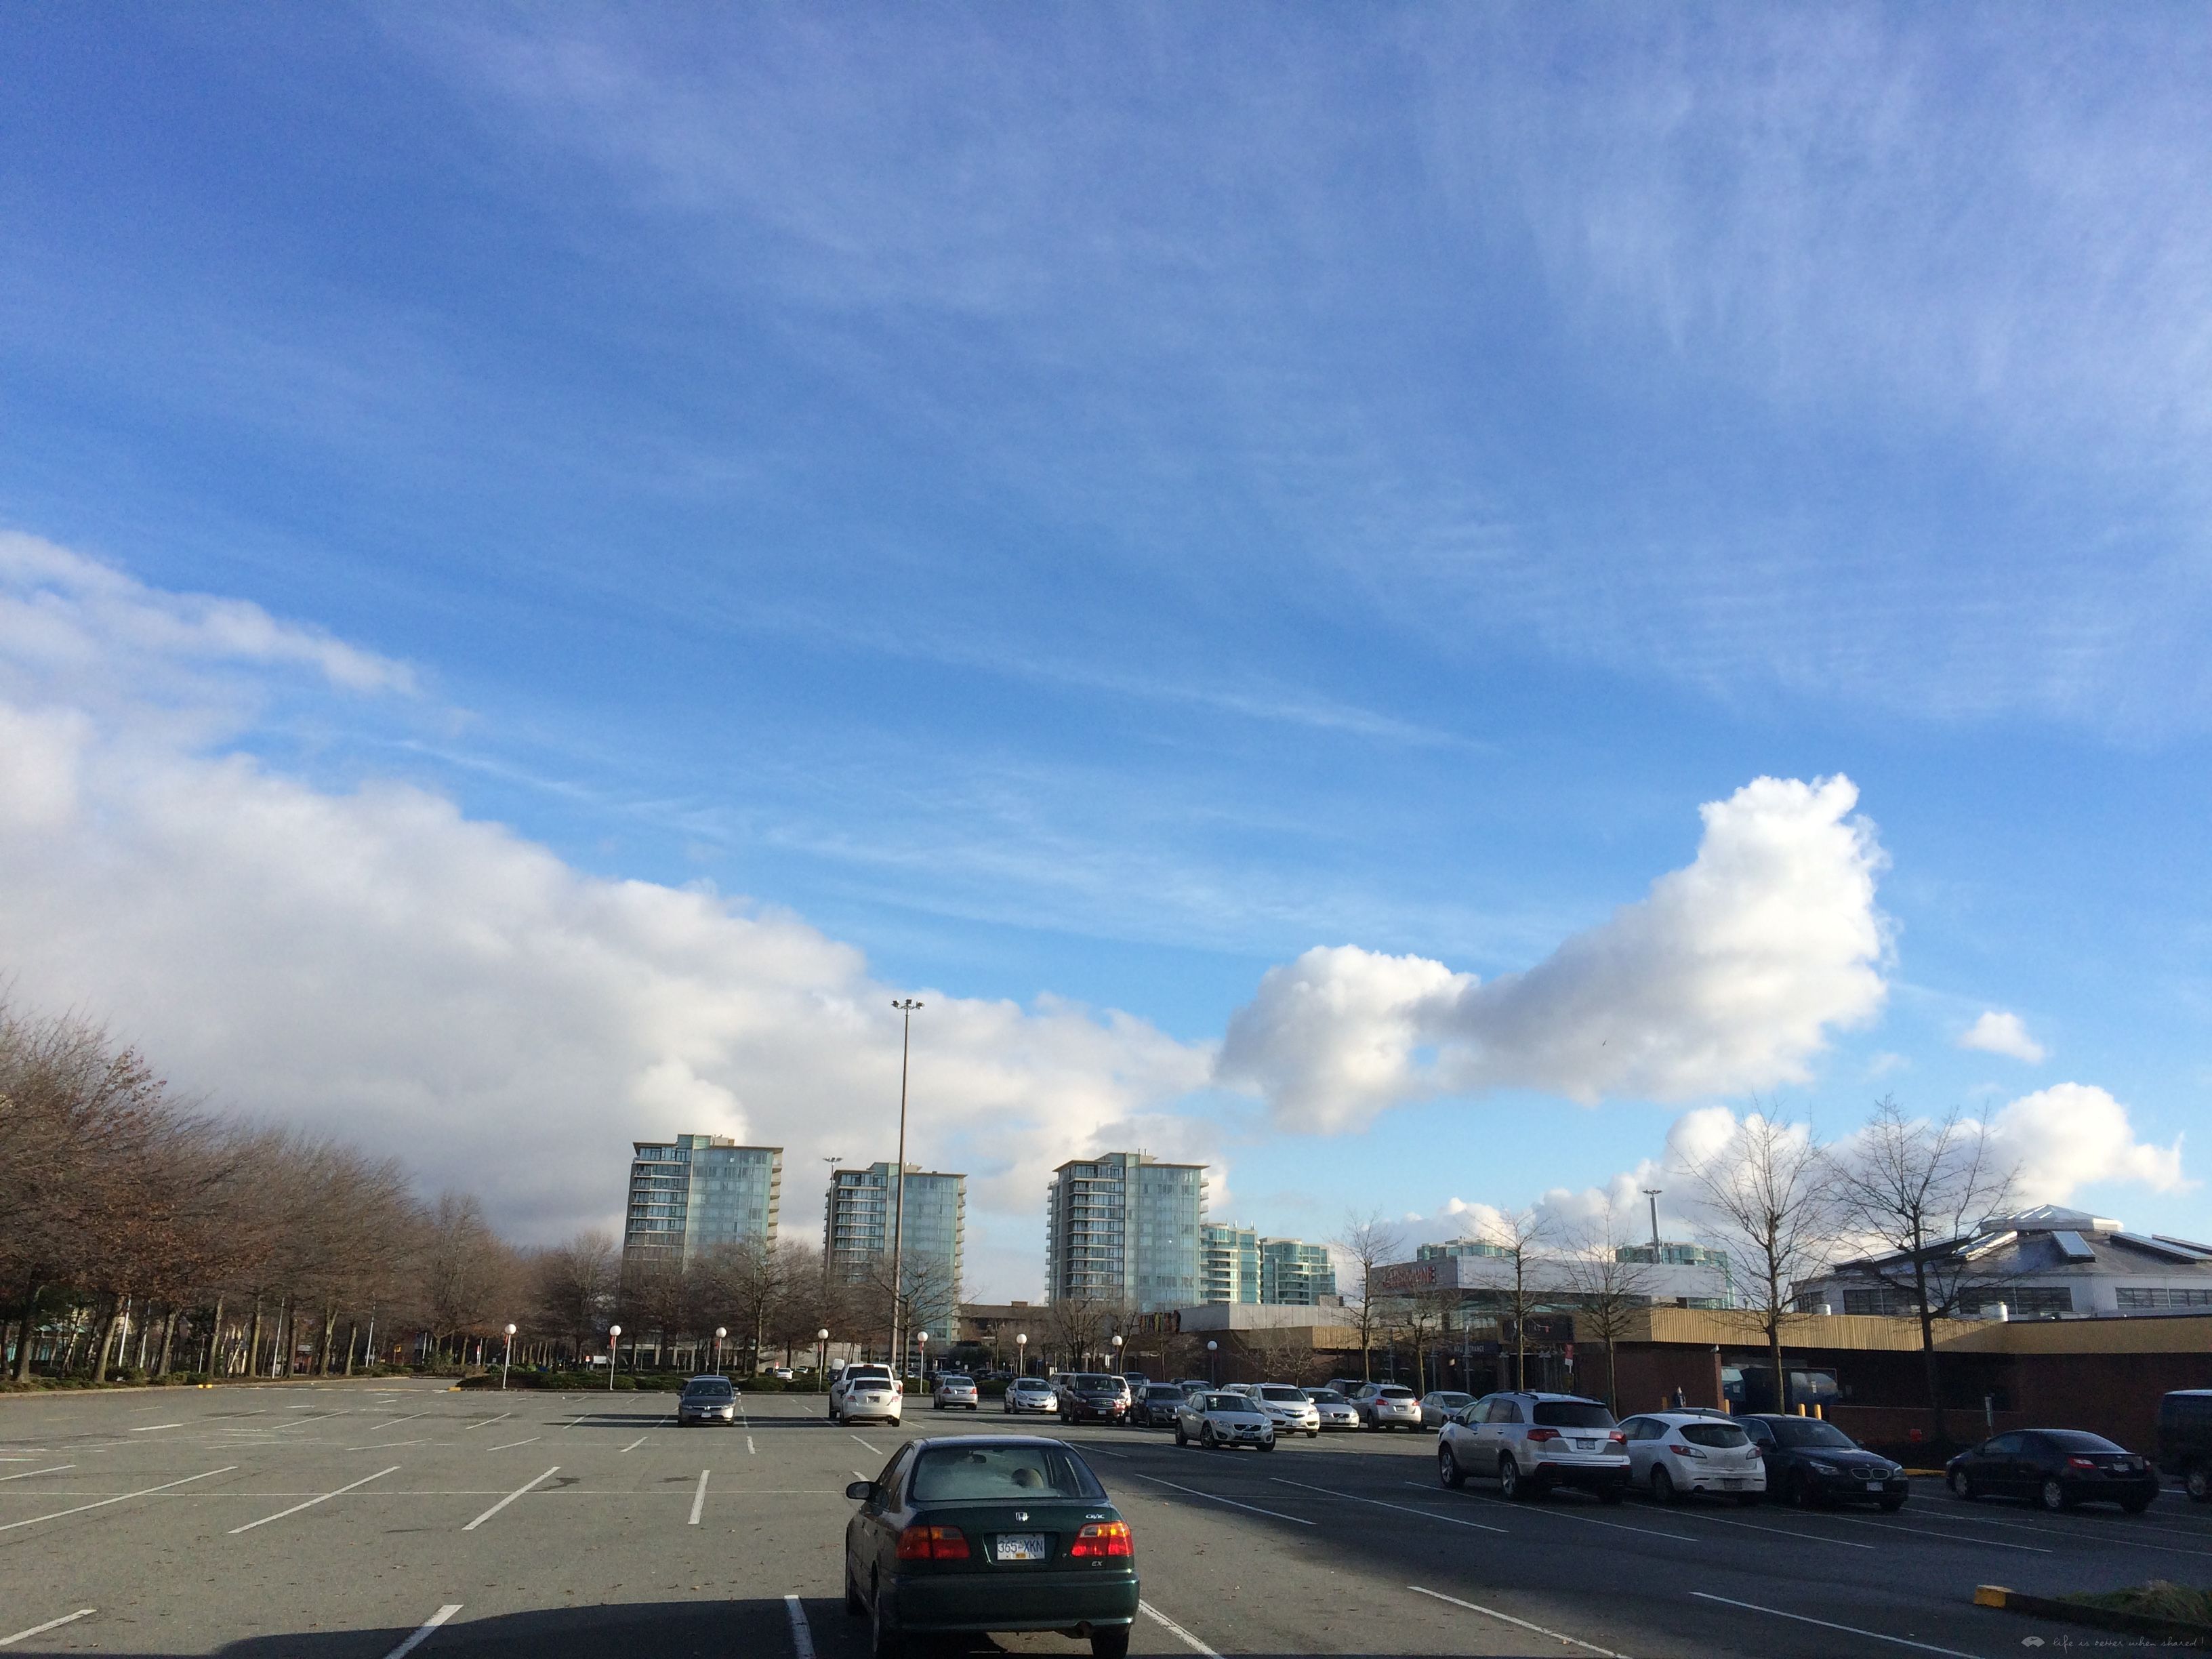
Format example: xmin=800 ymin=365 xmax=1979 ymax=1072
xmin=3 ymin=1378 xmax=2207 ymax=1656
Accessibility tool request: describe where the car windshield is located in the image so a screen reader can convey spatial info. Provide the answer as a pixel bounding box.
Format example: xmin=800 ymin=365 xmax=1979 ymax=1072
xmin=909 ymin=1444 xmax=1106 ymax=1503
xmin=683 ymin=1382 xmax=733 ymax=1399
xmin=1145 ymin=1386 xmax=1183 ymax=1401
xmin=1204 ymin=1393 xmax=1252 ymax=1412
xmin=937 ymin=1375 xmax=972 ymax=1385
xmin=1073 ymin=1374 xmax=1122 ymax=1390
xmin=1376 ymin=1386 xmax=1414 ymax=1399
xmin=1258 ymin=1386 xmax=1307 ymax=1402
xmin=2040 ymin=1430 xmax=2125 ymax=1453
xmin=846 ymin=1366 xmax=892 ymax=1382
xmin=1678 ymin=1422 xmax=1748 ymax=1448
xmin=1771 ymin=1418 xmax=1857 ymax=1450
xmin=1431 ymin=1393 xmax=1473 ymax=1407
xmin=1532 ymin=1401 xmax=1615 ymax=1429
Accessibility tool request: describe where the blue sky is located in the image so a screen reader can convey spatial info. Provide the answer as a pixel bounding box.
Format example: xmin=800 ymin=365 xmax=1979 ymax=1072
xmin=2 ymin=5 xmax=2207 ymax=1294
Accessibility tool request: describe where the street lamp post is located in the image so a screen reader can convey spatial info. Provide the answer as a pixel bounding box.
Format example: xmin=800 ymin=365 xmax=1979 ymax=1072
xmin=817 ymin=1327 xmax=831 ymax=1388
xmin=501 ymin=1323 xmax=516 ymax=1391
xmin=713 ymin=1326 xmax=727 ymax=1374
xmin=887 ymin=998 xmax=923 ymax=1376
xmin=607 ymin=1324 xmax=622 ymax=1391
xmin=1206 ymin=1340 xmax=1218 ymax=1385
xmin=1110 ymin=1333 xmax=1124 ymax=1378
xmin=916 ymin=1331 xmax=929 ymax=1387
xmin=1016 ymin=1332 xmax=1028 ymax=1376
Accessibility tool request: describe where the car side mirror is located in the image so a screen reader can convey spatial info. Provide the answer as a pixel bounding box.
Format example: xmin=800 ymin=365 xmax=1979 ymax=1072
xmin=845 ymin=1480 xmax=874 ymax=1501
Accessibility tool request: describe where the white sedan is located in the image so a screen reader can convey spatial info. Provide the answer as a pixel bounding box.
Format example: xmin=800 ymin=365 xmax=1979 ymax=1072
xmin=1618 ymin=1411 xmax=1766 ymax=1504
xmin=1175 ymin=1390 xmax=1277 ymax=1452
xmin=1303 ymin=1388 xmax=1361 ymax=1431
xmin=1251 ymin=1382 xmax=1322 ymax=1437
xmin=931 ymin=1374 xmax=981 ymax=1410
xmin=1003 ymin=1376 xmax=1059 ymax=1415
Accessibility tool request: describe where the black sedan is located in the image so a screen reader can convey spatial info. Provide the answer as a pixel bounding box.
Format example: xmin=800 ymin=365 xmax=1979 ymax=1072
xmin=1059 ymin=1373 xmax=1132 ymax=1425
xmin=1946 ymin=1429 xmax=2159 ymax=1513
xmin=1134 ymin=1384 xmax=1187 ymax=1428
xmin=1738 ymin=1414 xmax=1908 ymax=1510
xmin=844 ymin=1435 xmax=1138 ymax=1659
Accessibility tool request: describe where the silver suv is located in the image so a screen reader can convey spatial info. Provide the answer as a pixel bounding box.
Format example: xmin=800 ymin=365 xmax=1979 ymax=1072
xmin=1353 ymin=1382 xmax=1422 ymax=1431
xmin=1437 ymin=1391 xmax=1629 ymax=1502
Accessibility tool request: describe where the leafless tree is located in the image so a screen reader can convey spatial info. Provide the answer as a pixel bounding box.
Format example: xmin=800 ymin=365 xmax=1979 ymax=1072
xmin=1690 ymin=1108 xmax=1842 ymax=1416
xmin=1332 ymin=1210 xmax=1405 ymax=1382
xmin=532 ymin=1231 xmax=618 ymax=1361
xmin=1832 ymin=1097 xmax=2018 ymax=1445
xmin=1462 ymin=1208 xmax=1554 ymax=1391
xmin=1556 ymin=1207 xmax=1658 ymax=1412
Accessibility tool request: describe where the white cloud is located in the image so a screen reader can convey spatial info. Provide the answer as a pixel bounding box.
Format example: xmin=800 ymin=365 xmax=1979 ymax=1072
xmin=1218 ymin=775 xmax=1887 ymax=1130
xmin=0 ymin=545 xmax=1213 ymax=1299
xmin=1959 ymin=1009 xmax=2047 ymax=1064
xmin=1990 ymin=1083 xmax=2188 ymax=1205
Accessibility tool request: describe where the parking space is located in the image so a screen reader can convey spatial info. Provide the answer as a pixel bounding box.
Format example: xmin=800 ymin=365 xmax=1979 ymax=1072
xmin=1 ymin=1382 xmax=2202 ymax=1656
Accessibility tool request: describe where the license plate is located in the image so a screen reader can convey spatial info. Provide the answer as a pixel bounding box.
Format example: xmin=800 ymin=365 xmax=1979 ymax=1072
xmin=1575 ymin=1439 xmax=1596 ymax=1450
xmin=1721 ymin=1479 xmax=1742 ymax=1488
xmin=1864 ymin=1480 xmax=1884 ymax=1492
xmin=995 ymin=1533 xmax=1048 ymax=1562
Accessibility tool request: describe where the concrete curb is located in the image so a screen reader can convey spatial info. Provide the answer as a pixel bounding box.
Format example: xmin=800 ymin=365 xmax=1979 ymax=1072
xmin=1975 ymin=1584 xmax=2212 ymax=1647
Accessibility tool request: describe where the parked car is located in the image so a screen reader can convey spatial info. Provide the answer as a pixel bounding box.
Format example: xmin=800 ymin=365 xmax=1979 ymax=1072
xmin=1738 ymin=1414 xmax=1906 ymax=1510
xmin=1946 ymin=1429 xmax=2158 ymax=1513
xmin=843 ymin=1435 xmax=1137 ymax=1659
xmin=1004 ymin=1376 xmax=1059 ymax=1416
xmin=1436 ymin=1391 xmax=1629 ymax=1502
xmin=1176 ymin=1380 xmax=1212 ymax=1399
xmin=1250 ymin=1382 xmax=1322 ymax=1438
xmin=1303 ymin=1388 xmax=1361 ymax=1431
xmin=1174 ymin=1389 xmax=1277 ymax=1452
xmin=832 ymin=1362 xmax=905 ymax=1426
xmin=767 ymin=1366 xmax=795 ymax=1381
xmin=1120 ymin=1373 xmax=1150 ymax=1397
xmin=1418 ymin=1391 xmax=1476 ymax=1431
xmin=1048 ymin=1372 xmax=1075 ymax=1403
xmin=1352 ymin=1382 xmax=1423 ymax=1431
xmin=1060 ymin=1374 xmax=1132 ymax=1426
xmin=1617 ymin=1412 xmax=1765 ymax=1504
xmin=1134 ymin=1385 xmax=1187 ymax=1428
xmin=1326 ymin=1377 xmax=1370 ymax=1399
xmin=678 ymin=1374 xmax=739 ymax=1427
xmin=2158 ymin=1390 xmax=2212 ymax=1502
xmin=933 ymin=1374 xmax=981 ymax=1412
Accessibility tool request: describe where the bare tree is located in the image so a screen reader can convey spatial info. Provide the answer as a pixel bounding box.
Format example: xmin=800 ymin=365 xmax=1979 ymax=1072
xmin=1832 ymin=1097 xmax=2018 ymax=1446
xmin=1556 ymin=1206 xmax=1658 ymax=1412
xmin=532 ymin=1231 xmax=618 ymax=1362
xmin=1465 ymin=1208 xmax=1554 ymax=1391
xmin=1332 ymin=1210 xmax=1405 ymax=1382
xmin=1690 ymin=1109 xmax=1841 ymax=1416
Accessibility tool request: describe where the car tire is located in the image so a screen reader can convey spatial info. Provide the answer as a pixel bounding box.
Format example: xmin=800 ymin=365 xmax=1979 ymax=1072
xmin=1651 ymin=1466 xmax=1679 ymax=1506
xmin=1258 ymin=1437 xmax=1277 ymax=1452
xmin=2188 ymin=1465 xmax=2210 ymax=1503
xmin=844 ymin=1559 xmax=865 ymax=1617
xmin=869 ymin=1586 xmax=903 ymax=1659
xmin=1498 ymin=1456 xmax=1524 ymax=1501
xmin=1948 ymin=1468 xmax=1975 ymax=1500
xmin=1202 ymin=1424 xmax=1218 ymax=1450
xmin=1439 ymin=1445 xmax=1465 ymax=1489
xmin=1091 ymin=1626 xmax=1131 ymax=1659
xmin=1789 ymin=1473 xmax=1820 ymax=1509
xmin=1308 ymin=1428 xmax=1319 ymax=1439
xmin=1174 ymin=1422 xmax=1188 ymax=1447
xmin=2040 ymin=1477 xmax=2072 ymax=1513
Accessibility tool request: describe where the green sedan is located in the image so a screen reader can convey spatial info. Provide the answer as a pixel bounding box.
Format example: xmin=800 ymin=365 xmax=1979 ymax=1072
xmin=844 ymin=1435 xmax=1139 ymax=1658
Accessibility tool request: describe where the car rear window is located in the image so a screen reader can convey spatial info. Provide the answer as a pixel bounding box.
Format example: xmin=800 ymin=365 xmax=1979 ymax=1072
xmin=1678 ymin=1422 xmax=1748 ymax=1448
xmin=845 ymin=1366 xmax=893 ymax=1382
xmin=1376 ymin=1386 xmax=1414 ymax=1399
xmin=2039 ymin=1430 xmax=2125 ymax=1453
xmin=1431 ymin=1393 xmax=1473 ymax=1407
xmin=909 ymin=1445 xmax=1106 ymax=1503
xmin=1532 ymin=1401 xmax=1615 ymax=1429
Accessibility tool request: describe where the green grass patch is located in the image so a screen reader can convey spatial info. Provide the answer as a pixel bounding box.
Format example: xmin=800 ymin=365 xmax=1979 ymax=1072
xmin=2064 ymin=1581 xmax=2212 ymax=1627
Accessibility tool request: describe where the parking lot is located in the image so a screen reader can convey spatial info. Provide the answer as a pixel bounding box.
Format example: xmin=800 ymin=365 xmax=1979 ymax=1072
xmin=3 ymin=1379 xmax=2208 ymax=1657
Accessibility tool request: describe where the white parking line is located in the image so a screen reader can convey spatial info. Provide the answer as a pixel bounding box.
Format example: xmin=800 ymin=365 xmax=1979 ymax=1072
xmin=783 ymin=1593 xmax=815 ymax=1659
xmin=462 ymin=1467 xmax=560 ymax=1531
xmin=1652 ymin=1504 xmax=1875 ymax=1549
xmin=1272 ymin=1477 xmax=1509 ymax=1535
xmin=747 ymin=1435 xmax=757 ymax=1456
xmin=0 ymin=1610 xmax=96 ymax=1649
xmin=462 ymin=1413 xmax=512 ymax=1432
xmin=689 ymin=1469 xmax=710 ymax=1525
xmin=382 ymin=1603 xmax=462 ymax=1659
xmin=1686 ymin=1591 xmax=1980 ymax=1657
xmin=128 ymin=1422 xmax=184 ymax=1432
xmin=0 ymin=1467 xmax=238 ymax=1534
xmin=230 ymin=1466 xmax=401 ymax=1534
xmin=1122 ymin=1471 xmax=1315 ymax=1525
xmin=1139 ymin=1600 xmax=1218 ymax=1656
xmin=361 ymin=1412 xmax=433 ymax=1435
xmin=0 ymin=1465 xmax=73 ymax=1484
xmin=1404 ymin=1482 xmax=1694 ymax=1543
xmin=347 ymin=1439 xmax=428 ymax=1451
xmin=1409 ymin=1585 xmax=1627 ymax=1658
xmin=486 ymin=1438 xmax=541 ymax=1451
xmin=621 ymin=1437 xmax=649 ymax=1453
xmin=851 ymin=1434 xmax=882 ymax=1456
xmin=1803 ymin=1510 xmax=2051 ymax=1553
xmin=1910 ymin=1504 xmax=2212 ymax=1557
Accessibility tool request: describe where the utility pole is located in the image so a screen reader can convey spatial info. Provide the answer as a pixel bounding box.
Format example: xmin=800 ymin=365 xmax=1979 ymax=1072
xmin=888 ymin=999 xmax=923 ymax=1377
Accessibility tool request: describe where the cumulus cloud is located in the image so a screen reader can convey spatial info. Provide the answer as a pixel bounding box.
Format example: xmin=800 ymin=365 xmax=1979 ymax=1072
xmin=1959 ymin=1009 xmax=2047 ymax=1064
xmin=1218 ymin=775 xmax=1888 ymax=1130
xmin=0 ymin=543 xmax=1212 ymax=1298
xmin=1990 ymin=1084 xmax=2188 ymax=1204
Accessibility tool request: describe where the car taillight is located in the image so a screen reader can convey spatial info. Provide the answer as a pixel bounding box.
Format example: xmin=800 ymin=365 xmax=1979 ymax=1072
xmin=1607 ymin=1431 xmax=1626 ymax=1444
xmin=1069 ymin=1521 xmax=1133 ymax=1559
xmin=2067 ymin=1456 xmax=2099 ymax=1471
xmin=1668 ymin=1443 xmax=1708 ymax=1459
xmin=896 ymin=1524 xmax=969 ymax=1561
xmin=1526 ymin=1428 xmax=1560 ymax=1443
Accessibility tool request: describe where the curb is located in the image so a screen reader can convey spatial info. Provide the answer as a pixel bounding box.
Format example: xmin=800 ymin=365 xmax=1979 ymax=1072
xmin=1975 ymin=1584 xmax=2212 ymax=1647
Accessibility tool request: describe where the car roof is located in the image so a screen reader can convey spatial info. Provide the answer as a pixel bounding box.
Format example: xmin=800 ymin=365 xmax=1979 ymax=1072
xmin=685 ymin=1374 xmax=732 ymax=1383
xmin=1500 ymin=1391 xmax=1604 ymax=1404
xmin=1629 ymin=1410 xmax=1739 ymax=1424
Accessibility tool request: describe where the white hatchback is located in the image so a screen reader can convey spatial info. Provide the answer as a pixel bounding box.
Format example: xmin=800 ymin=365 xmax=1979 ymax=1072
xmin=1618 ymin=1412 xmax=1767 ymax=1504
xmin=829 ymin=1362 xmax=903 ymax=1425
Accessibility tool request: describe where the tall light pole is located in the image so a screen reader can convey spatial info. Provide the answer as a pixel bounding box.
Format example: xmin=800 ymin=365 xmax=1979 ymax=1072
xmin=1016 ymin=1332 xmax=1027 ymax=1376
xmin=916 ymin=1330 xmax=930 ymax=1384
xmin=501 ymin=1323 xmax=516 ymax=1391
xmin=1642 ymin=1189 xmax=1663 ymax=1253
xmin=1111 ymin=1333 xmax=1124 ymax=1378
xmin=888 ymin=998 xmax=924 ymax=1376
xmin=713 ymin=1326 xmax=727 ymax=1375
xmin=607 ymin=1324 xmax=622 ymax=1391
xmin=818 ymin=1327 xmax=831 ymax=1388
xmin=1206 ymin=1340 xmax=1218 ymax=1385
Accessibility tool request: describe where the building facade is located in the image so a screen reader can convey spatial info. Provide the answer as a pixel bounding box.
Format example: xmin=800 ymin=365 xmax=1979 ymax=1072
xmin=622 ymin=1135 xmax=781 ymax=1269
xmin=1200 ymin=1223 xmax=1261 ymax=1304
xmin=1261 ymin=1238 xmax=1337 ymax=1305
xmin=1044 ymin=1153 xmax=1204 ymax=1314
xmin=823 ymin=1162 xmax=967 ymax=1340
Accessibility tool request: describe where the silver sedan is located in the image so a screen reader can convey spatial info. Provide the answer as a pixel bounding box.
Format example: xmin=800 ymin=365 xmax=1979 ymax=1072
xmin=1002 ymin=1376 xmax=1059 ymax=1415
xmin=1303 ymin=1387 xmax=1361 ymax=1431
xmin=931 ymin=1374 xmax=981 ymax=1411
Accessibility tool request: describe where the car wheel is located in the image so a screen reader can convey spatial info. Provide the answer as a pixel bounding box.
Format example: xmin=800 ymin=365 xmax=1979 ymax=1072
xmin=1174 ymin=1422 xmax=1187 ymax=1446
xmin=1789 ymin=1472 xmax=1820 ymax=1509
xmin=1498 ymin=1456 xmax=1523 ymax=1501
xmin=844 ymin=1557 xmax=865 ymax=1617
xmin=869 ymin=1584 xmax=903 ymax=1659
xmin=1202 ymin=1424 xmax=1217 ymax=1450
xmin=1091 ymin=1626 xmax=1131 ymax=1659
xmin=2188 ymin=1465 xmax=2210 ymax=1503
xmin=1308 ymin=1428 xmax=1319 ymax=1439
xmin=1258 ymin=1437 xmax=1277 ymax=1452
xmin=1948 ymin=1467 xmax=1975 ymax=1500
xmin=2040 ymin=1477 xmax=2072 ymax=1513
xmin=1651 ymin=1466 xmax=1679 ymax=1506
xmin=1439 ymin=1445 xmax=1465 ymax=1489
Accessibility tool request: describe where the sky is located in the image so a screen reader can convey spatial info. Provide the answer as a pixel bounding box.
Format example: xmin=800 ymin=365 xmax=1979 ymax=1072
xmin=1 ymin=5 xmax=2207 ymax=1299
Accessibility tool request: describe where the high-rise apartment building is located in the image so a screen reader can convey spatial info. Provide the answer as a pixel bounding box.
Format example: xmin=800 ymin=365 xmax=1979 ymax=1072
xmin=1199 ymin=1223 xmax=1260 ymax=1304
xmin=823 ymin=1162 xmax=966 ymax=1339
xmin=622 ymin=1134 xmax=781 ymax=1269
xmin=1044 ymin=1153 xmax=1204 ymax=1313
xmin=1260 ymin=1237 xmax=1338 ymax=1305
